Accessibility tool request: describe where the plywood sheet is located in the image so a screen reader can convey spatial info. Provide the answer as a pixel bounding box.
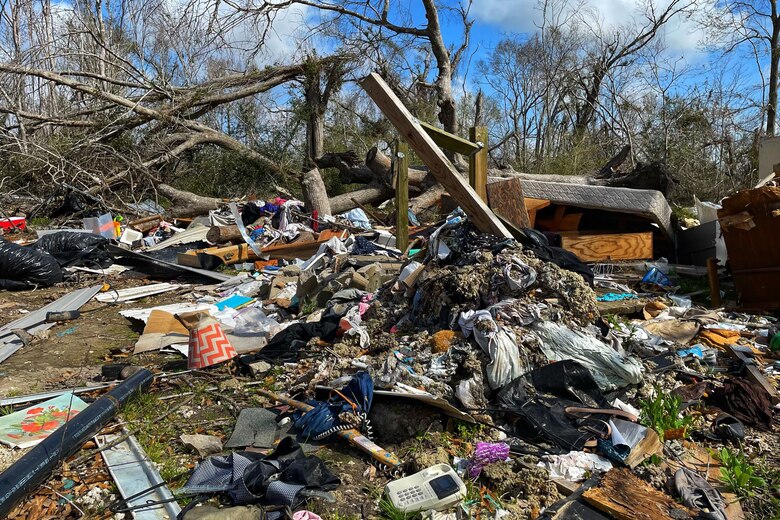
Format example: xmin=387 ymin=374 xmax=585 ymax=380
xmin=486 ymin=177 xmax=531 ymax=229
xmin=561 ymin=231 xmax=653 ymax=262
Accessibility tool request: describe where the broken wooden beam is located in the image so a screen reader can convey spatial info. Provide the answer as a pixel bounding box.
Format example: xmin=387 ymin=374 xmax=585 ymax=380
xmin=419 ymin=121 xmax=482 ymax=156
xmin=360 ymin=73 xmax=511 ymax=239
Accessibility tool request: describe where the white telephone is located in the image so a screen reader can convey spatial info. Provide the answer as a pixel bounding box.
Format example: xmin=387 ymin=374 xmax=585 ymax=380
xmin=384 ymin=463 xmax=467 ymax=513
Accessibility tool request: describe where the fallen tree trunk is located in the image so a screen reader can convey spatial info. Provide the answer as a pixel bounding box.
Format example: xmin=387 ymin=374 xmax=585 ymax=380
xmin=301 ymin=167 xmax=332 ymax=216
xmin=329 ymin=184 xmax=393 ymax=214
xmin=159 ymin=184 xmax=222 ymax=217
xmin=366 ymin=147 xmax=429 ymax=187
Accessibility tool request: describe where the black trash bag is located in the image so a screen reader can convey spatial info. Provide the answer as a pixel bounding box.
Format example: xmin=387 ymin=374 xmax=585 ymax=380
xmin=34 ymin=232 xmax=112 ymax=268
xmin=497 ymin=360 xmax=613 ymax=451
xmin=0 ymin=238 xmax=63 ymax=290
xmin=50 ymin=192 xmax=86 ymax=218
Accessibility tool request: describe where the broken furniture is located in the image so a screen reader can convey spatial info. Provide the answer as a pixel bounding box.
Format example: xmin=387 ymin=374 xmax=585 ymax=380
xmin=718 ymin=186 xmax=780 ymax=310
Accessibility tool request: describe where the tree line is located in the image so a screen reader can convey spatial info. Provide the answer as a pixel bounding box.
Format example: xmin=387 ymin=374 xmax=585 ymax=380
xmin=0 ymin=0 xmax=777 ymax=211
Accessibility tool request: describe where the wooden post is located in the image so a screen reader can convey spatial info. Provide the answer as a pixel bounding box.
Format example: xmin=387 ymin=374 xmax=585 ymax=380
xmin=469 ymin=126 xmax=488 ymax=202
xmin=707 ymin=257 xmax=721 ymax=308
xmin=360 ymin=73 xmax=511 ymax=238
xmin=395 ymin=140 xmax=409 ymax=254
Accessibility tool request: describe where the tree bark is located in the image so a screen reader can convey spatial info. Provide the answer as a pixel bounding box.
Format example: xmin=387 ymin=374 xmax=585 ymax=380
xmin=329 ymin=185 xmax=393 ymax=214
xmin=301 ymin=167 xmax=332 ymax=216
xmin=206 ymin=225 xmax=244 ymax=244
xmin=366 ymin=147 xmax=429 ymax=187
xmin=158 ymin=184 xmax=222 ymax=217
xmin=768 ymin=0 xmax=779 ymax=136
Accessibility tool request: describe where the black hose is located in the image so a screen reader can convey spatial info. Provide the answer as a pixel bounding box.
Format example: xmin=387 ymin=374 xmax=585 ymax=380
xmin=0 ymin=368 xmax=154 ymax=517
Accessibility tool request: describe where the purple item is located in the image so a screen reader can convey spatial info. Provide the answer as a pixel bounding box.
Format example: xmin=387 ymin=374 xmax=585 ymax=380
xmin=467 ymin=442 xmax=510 ymax=478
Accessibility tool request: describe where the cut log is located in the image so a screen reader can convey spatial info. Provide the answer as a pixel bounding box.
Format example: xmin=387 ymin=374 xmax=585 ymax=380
xmin=128 ymin=214 xmax=163 ymax=233
xmin=159 ymin=184 xmax=222 ymax=217
xmin=301 ymin=167 xmax=332 ymax=216
xmin=206 ymin=225 xmax=244 ymax=244
xmin=410 ymin=185 xmax=446 ymax=214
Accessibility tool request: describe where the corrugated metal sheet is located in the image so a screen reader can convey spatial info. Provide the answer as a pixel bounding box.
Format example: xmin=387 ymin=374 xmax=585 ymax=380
xmin=96 ymin=283 xmax=185 ymax=303
xmin=0 ymin=285 xmax=102 ymax=364
xmin=108 ymin=245 xmax=231 ymax=282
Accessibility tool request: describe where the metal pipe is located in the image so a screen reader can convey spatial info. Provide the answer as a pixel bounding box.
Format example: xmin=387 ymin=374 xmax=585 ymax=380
xmin=0 ymin=368 xmax=154 ymax=517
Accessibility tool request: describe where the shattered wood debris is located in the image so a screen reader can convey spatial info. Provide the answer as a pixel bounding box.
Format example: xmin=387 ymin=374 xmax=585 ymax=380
xmin=0 ymin=111 xmax=778 ymax=520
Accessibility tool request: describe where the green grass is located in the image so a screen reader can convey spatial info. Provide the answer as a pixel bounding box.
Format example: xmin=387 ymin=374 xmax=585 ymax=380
xmin=30 ymin=217 xmax=51 ymax=227
xmin=717 ymin=447 xmax=766 ymax=498
xmin=638 ymin=387 xmax=691 ymax=440
xmin=379 ymin=498 xmax=421 ymax=520
xmin=455 ymin=421 xmax=484 ymax=443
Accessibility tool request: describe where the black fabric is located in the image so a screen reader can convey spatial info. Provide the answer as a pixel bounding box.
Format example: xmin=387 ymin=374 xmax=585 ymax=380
xmin=0 ymin=238 xmax=62 ymax=290
xmin=182 ymin=437 xmax=339 ymax=510
xmin=241 ymin=203 xmax=263 ymax=227
xmin=34 ymin=232 xmax=112 ymax=268
xmin=526 ymin=243 xmax=594 ymax=286
xmin=706 ymin=377 xmax=773 ymax=431
xmin=497 ymin=360 xmax=613 ymax=451
xmin=254 ymin=309 xmax=342 ymax=362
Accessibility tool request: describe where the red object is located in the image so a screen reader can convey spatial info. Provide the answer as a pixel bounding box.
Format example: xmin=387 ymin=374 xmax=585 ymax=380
xmin=312 ymin=210 xmax=319 ymax=232
xmin=27 ymin=408 xmax=43 ymax=415
xmin=21 ymin=423 xmax=42 ymax=433
xmin=42 ymin=421 xmax=59 ymax=431
xmin=188 ymin=322 xmax=237 ymax=369
xmin=0 ymin=217 xmax=26 ymax=231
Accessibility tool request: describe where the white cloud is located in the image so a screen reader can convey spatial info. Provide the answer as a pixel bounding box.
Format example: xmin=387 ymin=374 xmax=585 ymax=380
xmin=472 ymin=0 xmax=711 ymax=55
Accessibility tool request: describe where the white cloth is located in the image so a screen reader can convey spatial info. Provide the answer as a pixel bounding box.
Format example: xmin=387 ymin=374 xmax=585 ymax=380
xmin=459 ymin=310 xmax=525 ymax=390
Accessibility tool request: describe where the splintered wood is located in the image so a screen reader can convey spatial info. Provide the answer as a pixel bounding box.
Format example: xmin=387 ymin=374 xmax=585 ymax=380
xmin=583 ymin=468 xmax=694 ymax=520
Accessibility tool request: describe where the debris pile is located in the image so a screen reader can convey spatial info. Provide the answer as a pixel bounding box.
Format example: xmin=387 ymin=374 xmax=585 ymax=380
xmin=0 ymin=74 xmax=777 ymax=520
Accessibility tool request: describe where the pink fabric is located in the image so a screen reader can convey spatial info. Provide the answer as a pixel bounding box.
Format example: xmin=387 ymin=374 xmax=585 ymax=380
xmin=468 ymin=442 xmax=510 ymax=478
xmin=293 ymin=512 xmax=323 ymax=520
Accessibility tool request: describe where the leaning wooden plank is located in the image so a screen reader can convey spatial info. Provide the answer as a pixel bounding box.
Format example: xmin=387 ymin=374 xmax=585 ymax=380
xmin=360 ymin=73 xmax=512 ymax=239
xmin=560 ymin=231 xmax=653 ymax=262
xmin=418 ymin=121 xmax=481 ymax=155
xmin=583 ymin=468 xmax=695 ymax=520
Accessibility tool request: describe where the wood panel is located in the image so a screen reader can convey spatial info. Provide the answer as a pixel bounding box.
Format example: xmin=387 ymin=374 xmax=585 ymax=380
xmin=486 ymin=177 xmax=530 ymax=229
xmin=360 ymin=73 xmax=511 ymax=239
xmin=560 ymin=231 xmax=653 ymax=262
